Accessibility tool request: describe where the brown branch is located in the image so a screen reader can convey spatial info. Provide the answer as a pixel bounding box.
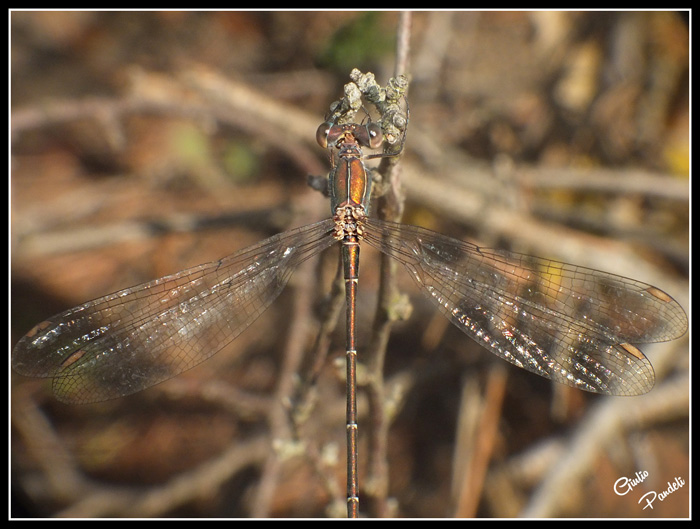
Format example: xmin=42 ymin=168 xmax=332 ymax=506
xmin=251 ymin=195 xmax=327 ymax=517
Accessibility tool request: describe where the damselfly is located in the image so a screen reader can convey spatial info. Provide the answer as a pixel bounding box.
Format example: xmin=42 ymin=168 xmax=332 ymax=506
xmin=11 ymin=74 xmax=688 ymax=518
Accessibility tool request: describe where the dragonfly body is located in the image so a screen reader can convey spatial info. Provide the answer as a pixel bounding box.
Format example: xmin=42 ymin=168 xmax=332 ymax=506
xmin=12 ymin=85 xmax=688 ymax=518
xmin=318 ymin=120 xmax=381 ymax=214
xmin=318 ymin=118 xmax=384 ymax=517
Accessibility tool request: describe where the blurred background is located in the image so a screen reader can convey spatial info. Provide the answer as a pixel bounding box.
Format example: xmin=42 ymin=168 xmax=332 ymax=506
xmin=10 ymin=11 xmax=689 ymax=518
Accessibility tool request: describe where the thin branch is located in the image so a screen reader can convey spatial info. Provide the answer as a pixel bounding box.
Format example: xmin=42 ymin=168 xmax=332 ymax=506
xmin=453 ymin=365 xmax=508 ymax=517
xmin=11 ymin=67 xmax=326 ymax=176
xmin=57 ymin=436 xmax=270 ymax=517
xmin=362 ymin=19 xmax=413 ymax=515
xmin=251 ymin=195 xmax=327 ymax=517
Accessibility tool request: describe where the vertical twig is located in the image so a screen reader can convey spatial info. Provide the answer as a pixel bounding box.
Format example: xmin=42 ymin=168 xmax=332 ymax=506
xmin=251 ymin=195 xmax=326 ymax=517
xmin=364 ymin=12 xmax=413 ymax=518
xmin=453 ymin=365 xmax=508 ymax=517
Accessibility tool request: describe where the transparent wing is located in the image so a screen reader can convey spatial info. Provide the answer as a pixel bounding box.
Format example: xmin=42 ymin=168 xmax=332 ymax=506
xmin=12 ymin=219 xmax=337 ymax=403
xmin=364 ymin=218 xmax=687 ymax=396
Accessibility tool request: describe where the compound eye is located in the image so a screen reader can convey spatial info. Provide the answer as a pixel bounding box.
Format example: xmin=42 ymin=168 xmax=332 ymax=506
xmin=316 ymin=122 xmax=331 ymax=148
xmin=367 ymin=123 xmax=383 ymax=149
